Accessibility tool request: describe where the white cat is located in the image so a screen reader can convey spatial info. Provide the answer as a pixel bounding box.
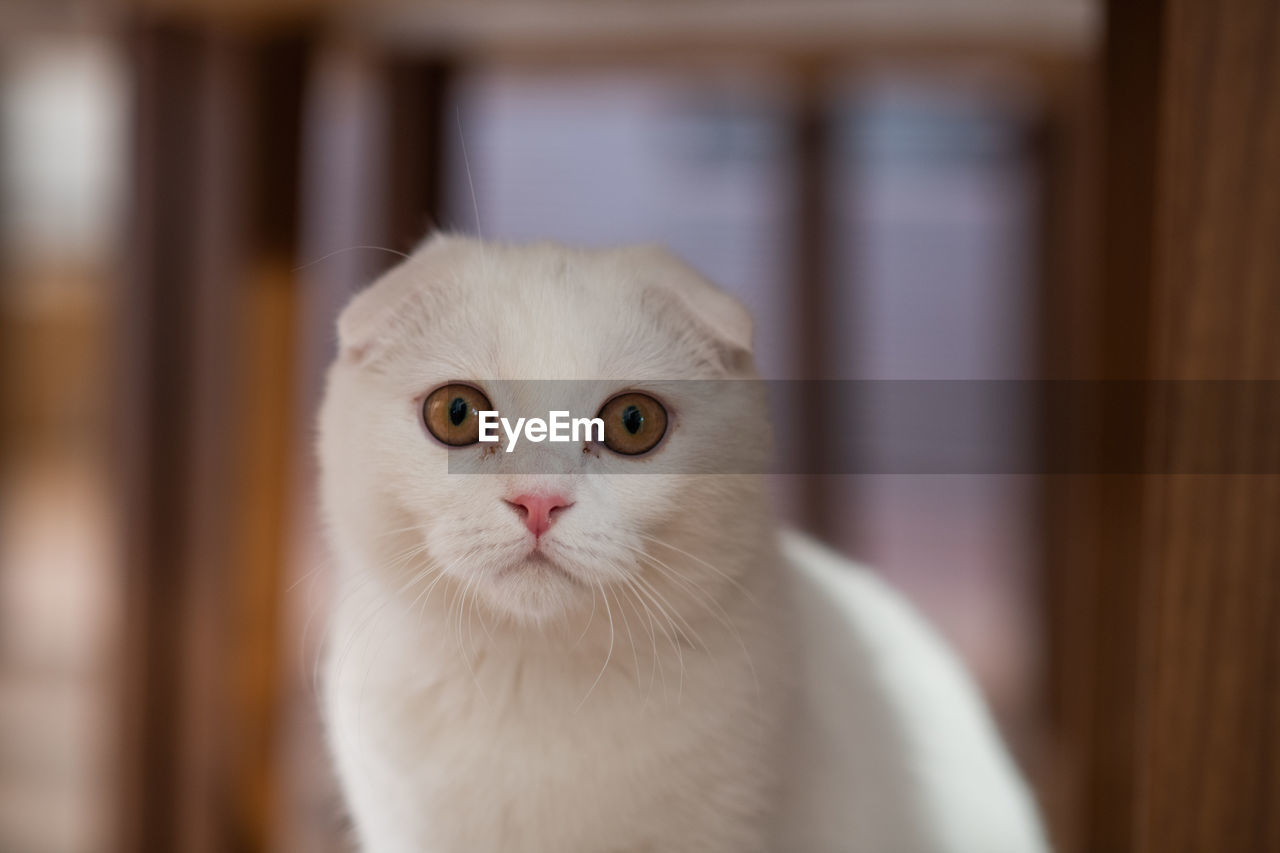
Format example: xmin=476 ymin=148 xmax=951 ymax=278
xmin=317 ymin=234 xmax=1050 ymax=853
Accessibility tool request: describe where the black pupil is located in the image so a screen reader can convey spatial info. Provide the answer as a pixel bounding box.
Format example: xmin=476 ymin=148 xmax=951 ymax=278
xmin=449 ymin=397 xmax=469 ymax=426
xmin=621 ymin=405 xmax=644 ymax=435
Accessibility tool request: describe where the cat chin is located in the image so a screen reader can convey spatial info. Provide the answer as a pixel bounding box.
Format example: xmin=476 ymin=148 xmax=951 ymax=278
xmin=479 ymin=556 xmax=591 ymax=625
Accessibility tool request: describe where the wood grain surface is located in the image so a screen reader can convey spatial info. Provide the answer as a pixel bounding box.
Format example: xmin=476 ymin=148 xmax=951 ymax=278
xmin=1081 ymin=0 xmax=1280 ymax=850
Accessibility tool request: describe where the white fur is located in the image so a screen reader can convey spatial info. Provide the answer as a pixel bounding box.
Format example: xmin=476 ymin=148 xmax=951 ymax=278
xmin=317 ymin=235 xmax=1049 ymax=852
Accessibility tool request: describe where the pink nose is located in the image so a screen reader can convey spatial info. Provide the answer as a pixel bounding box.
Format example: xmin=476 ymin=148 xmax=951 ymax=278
xmin=505 ymin=493 xmax=574 ymax=538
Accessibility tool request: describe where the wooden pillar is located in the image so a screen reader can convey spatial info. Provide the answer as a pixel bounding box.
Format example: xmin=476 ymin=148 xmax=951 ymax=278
xmin=384 ymin=56 xmax=452 ymax=250
xmin=230 ymin=30 xmax=311 ymax=853
xmin=1076 ymin=0 xmax=1280 ymax=849
xmin=1033 ymin=54 xmax=1102 ymax=853
xmin=118 ymin=26 xmax=207 ymax=852
xmin=792 ymin=66 xmax=836 ymax=537
xmin=118 ymin=21 xmax=311 ymax=853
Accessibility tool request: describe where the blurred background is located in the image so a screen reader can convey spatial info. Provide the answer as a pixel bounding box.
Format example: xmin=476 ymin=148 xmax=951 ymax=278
xmin=0 ymin=1 xmax=1274 ymax=852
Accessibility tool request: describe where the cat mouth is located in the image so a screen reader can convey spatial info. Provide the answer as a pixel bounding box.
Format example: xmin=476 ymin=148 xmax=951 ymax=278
xmin=501 ymin=551 xmax=581 ymax=585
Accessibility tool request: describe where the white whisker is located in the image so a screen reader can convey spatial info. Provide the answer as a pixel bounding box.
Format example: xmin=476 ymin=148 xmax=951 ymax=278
xmin=293 ymin=244 xmax=410 ymax=273
xmin=457 ymin=108 xmax=483 ymax=240
xmin=576 ymin=580 xmax=615 ymax=712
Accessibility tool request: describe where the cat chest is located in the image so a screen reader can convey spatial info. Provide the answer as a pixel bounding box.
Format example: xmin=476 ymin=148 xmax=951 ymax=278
xmin=382 ymin=688 xmax=759 ymax=849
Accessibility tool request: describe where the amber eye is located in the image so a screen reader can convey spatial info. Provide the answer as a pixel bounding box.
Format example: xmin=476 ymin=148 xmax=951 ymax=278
xmin=597 ymin=392 xmax=668 ymax=456
xmin=422 ymin=384 xmax=492 ymax=446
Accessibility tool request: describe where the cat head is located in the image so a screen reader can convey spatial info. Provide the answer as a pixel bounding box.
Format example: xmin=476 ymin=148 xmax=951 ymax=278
xmin=318 ymin=234 xmax=769 ymax=625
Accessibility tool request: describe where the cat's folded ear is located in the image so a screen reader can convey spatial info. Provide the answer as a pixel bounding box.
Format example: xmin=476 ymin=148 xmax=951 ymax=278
xmin=627 ymin=245 xmax=755 ymax=371
xmin=336 ymin=233 xmax=460 ymax=365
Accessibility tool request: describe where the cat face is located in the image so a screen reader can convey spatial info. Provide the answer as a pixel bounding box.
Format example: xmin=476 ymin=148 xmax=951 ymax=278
xmin=319 ymin=236 xmax=768 ymax=625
